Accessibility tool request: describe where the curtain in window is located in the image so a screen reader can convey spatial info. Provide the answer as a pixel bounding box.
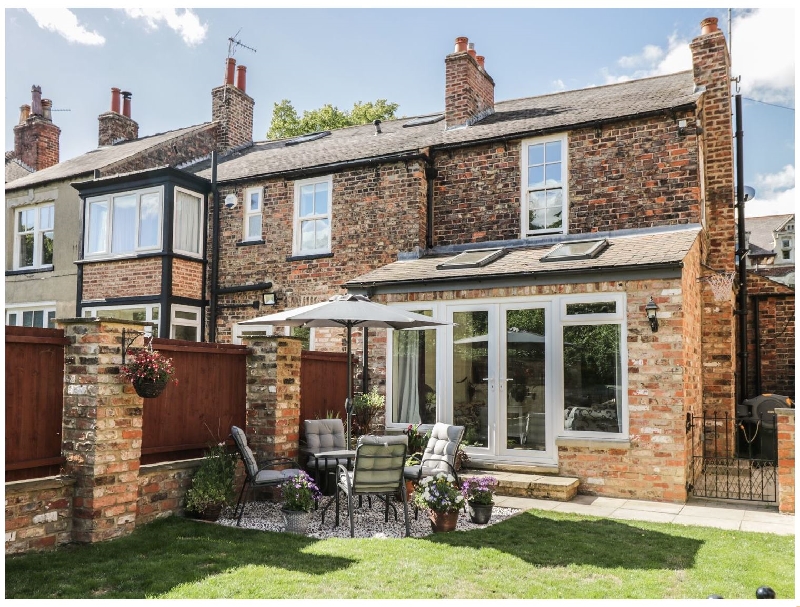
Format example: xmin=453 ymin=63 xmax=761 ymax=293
xmin=393 ymin=330 xmax=420 ymax=424
xmin=87 ymin=200 xmax=108 ymax=254
xmin=111 ymin=195 xmax=136 ymax=253
xmin=174 ymin=191 xmax=200 ymax=253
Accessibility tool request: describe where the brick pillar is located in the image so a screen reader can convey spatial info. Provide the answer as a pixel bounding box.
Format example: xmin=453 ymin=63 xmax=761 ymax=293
xmin=242 ymin=335 xmax=301 ymax=463
xmin=776 ymin=408 xmax=795 ymax=514
xmin=59 ymin=318 xmax=145 ymax=544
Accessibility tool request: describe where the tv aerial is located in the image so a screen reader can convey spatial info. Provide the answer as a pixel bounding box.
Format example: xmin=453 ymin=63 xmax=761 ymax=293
xmin=227 ymin=29 xmax=257 ymax=58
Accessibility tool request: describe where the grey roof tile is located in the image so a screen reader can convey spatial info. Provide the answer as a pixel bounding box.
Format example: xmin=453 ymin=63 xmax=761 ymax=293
xmin=345 ymin=227 xmax=701 ymax=288
xmin=5 ymin=122 xmax=214 ymax=190
xmin=746 ymin=214 xmax=794 ymax=256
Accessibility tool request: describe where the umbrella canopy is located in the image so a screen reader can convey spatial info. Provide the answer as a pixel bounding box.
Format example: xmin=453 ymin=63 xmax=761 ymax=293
xmin=239 ymin=294 xmax=448 ymax=445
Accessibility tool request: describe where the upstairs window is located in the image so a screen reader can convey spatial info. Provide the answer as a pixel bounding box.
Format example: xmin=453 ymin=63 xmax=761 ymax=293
xmin=244 ymin=187 xmax=263 ymax=242
xmin=174 ymin=188 xmax=202 ymax=256
xmin=14 ymin=204 xmax=54 ymax=270
xmin=521 ymin=135 xmax=568 ymax=236
xmin=85 ymin=187 xmax=163 ymax=258
xmin=294 ymin=176 xmax=332 ymax=255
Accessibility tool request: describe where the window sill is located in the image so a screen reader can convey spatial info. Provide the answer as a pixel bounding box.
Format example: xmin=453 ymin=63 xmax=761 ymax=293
xmin=236 ymin=239 xmax=265 ymax=247
xmin=6 ymin=266 xmax=54 ymax=276
xmin=555 ymin=436 xmax=631 ymax=449
xmin=286 ymin=252 xmax=333 ymax=262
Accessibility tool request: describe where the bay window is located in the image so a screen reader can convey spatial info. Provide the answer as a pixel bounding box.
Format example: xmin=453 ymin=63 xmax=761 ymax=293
xmin=84 ymin=187 xmax=162 ymax=258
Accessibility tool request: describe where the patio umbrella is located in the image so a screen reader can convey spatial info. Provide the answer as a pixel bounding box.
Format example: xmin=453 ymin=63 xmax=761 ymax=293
xmin=239 ymin=294 xmax=448 ymax=445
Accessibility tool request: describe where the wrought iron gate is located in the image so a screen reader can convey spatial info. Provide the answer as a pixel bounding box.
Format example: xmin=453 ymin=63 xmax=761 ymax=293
xmin=688 ymin=412 xmax=777 ymax=502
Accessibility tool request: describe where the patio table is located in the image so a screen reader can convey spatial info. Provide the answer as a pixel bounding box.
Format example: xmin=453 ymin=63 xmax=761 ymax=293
xmin=313 ymin=449 xmax=356 ymax=519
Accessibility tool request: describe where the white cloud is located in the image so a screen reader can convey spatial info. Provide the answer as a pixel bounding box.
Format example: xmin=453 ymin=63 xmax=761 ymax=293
xmin=551 ymin=79 xmax=566 ymax=91
xmin=123 ymin=8 xmax=208 ymax=47
xmin=746 ymin=165 xmax=796 ymax=217
xmin=618 ymin=44 xmax=663 ymax=69
xmin=604 ymin=33 xmax=692 ymax=84
xmin=26 ymin=8 xmax=105 ymax=46
xmin=731 ymin=9 xmax=795 ymax=105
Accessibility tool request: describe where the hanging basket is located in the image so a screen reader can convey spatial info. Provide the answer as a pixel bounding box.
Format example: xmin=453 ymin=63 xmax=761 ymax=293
xmin=133 ymin=377 xmax=169 ymax=398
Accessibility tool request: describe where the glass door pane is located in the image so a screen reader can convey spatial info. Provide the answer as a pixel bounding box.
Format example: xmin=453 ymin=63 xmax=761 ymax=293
xmin=452 ymin=310 xmax=490 ymax=448
xmin=504 ymin=307 xmax=546 ymax=452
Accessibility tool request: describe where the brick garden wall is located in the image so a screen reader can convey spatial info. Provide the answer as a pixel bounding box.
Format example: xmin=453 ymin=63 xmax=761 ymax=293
xmin=5 ymin=477 xmax=75 ymax=555
xmin=776 ymin=408 xmax=795 ymax=514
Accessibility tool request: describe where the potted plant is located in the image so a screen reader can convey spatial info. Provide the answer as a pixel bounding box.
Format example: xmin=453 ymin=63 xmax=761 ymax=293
xmin=461 ymin=476 xmax=498 ymax=524
xmin=352 ymin=386 xmax=385 ymax=438
xmin=280 ymin=471 xmax=321 ymax=534
xmin=121 ymin=348 xmax=177 ymax=398
xmin=413 ymin=472 xmax=464 ymax=532
xmin=185 ymin=442 xmax=237 ymax=521
xmin=402 ymin=424 xmax=430 ymax=499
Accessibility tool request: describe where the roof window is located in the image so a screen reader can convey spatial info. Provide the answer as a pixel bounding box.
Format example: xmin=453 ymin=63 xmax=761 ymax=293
xmin=541 ymin=239 xmax=608 ymax=262
xmin=285 ymin=131 xmax=331 ymax=146
xmin=437 ymin=249 xmax=504 ymax=270
xmin=403 ymin=115 xmax=445 ymax=128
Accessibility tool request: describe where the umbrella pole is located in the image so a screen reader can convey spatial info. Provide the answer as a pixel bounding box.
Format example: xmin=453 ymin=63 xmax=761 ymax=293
xmin=346 ymin=324 xmax=353 ymax=448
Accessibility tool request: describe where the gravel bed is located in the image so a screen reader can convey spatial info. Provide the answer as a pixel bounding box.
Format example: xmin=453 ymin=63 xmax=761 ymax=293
xmin=216 ymin=500 xmax=520 ymax=539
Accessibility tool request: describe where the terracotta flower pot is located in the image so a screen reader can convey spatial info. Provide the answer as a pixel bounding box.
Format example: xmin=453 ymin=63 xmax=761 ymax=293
xmin=429 ymin=510 xmax=459 ymax=533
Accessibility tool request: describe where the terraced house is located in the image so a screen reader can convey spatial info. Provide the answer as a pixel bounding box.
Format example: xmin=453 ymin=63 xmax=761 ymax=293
xmin=5 ymin=17 xmax=793 ymax=503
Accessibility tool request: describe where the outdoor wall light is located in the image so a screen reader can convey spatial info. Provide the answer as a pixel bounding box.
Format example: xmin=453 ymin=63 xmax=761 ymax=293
xmin=645 ymin=297 xmax=659 ymax=332
xmin=677 ymin=119 xmax=687 ymax=136
xmin=262 ymin=292 xmax=277 ymax=306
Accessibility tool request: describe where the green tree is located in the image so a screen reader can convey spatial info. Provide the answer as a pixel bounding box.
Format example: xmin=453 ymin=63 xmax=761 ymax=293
xmin=267 ymin=98 xmax=399 ymax=140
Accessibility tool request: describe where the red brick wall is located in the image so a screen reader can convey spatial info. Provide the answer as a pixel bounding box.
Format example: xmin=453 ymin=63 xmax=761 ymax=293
xmin=445 ymin=50 xmax=495 ymax=127
xmin=211 ymin=84 xmax=253 ymax=152
xmin=776 ymin=408 xmax=795 ymax=514
xmin=137 ymin=460 xmax=200 ymax=526
xmin=5 ymin=477 xmax=74 ymax=555
xmin=13 ymin=117 xmax=60 ymax=170
xmin=102 ymin=125 xmax=217 ymax=176
xmin=171 ymin=258 xmax=203 ymax=299
xmin=98 ymin=112 xmax=138 ymax=146
xmin=746 ymin=273 xmax=795 ymax=399
xmin=82 ymin=257 xmax=162 ymax=300
xmin=210 ymin=161 xmax=426 ymax=342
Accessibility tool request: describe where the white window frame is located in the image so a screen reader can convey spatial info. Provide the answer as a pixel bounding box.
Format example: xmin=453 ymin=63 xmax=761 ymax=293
xmin=293 ymin=175 xmax=332 ymax=255
xmin=6 ymin=302 xmax=57 ymax=328
xmin=170 ymin=304 xmax=202 ymax=341
xmin=13 ymin=203 xmax=54 ymax=270
xmin=84 ymin=186 xmax=163 ymax=259
xmin=244 ymin=187 xmax=263 ymax=242
xmin=82 ymin=303 xmax=160 ymax=336
xmin=520 ymin=134 xmax=569 ymax=237
xmin=173 ymin=187 xmax=203 ymax=257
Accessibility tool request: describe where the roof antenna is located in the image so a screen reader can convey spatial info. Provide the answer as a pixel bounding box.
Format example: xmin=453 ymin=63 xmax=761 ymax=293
xmin=223 ymin=29 xmax=257 ymax=101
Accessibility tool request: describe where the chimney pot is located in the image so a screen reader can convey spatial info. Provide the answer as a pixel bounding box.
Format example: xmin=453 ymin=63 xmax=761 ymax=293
xmin=468 ymin=42 xmax=476 ymax=58
xmin=454 ymin=36 xmax=468 ymax=53
xmin=226 ymin=57 xmax=236 ymax=85
xmin=236 ymin=64 xmax=247 ymax=93
xmin=121 ymin=91 xmax=132 ymax=118
xmin=41 ymin=99 xmax=53 ymax=121
xmin=476 ymin=55 xmax=485 ymax=69
xmin=700 ymin=17 xmax=719 ymax=35
xmin=111 ymin=87 xmax=121 ymax=113
xmin=19 ymin=104 xmax=30 ymax=124
xmin=31 ymin=85 xmax=43 ymax=116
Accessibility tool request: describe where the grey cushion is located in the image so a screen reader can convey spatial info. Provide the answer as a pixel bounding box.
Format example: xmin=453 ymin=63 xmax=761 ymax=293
xmin=254 ymin=468 xmax=303 ymax=485
xmin=231 ymin=425 xmax=258 ymax=478
xmin=343 ymin=434 xmax=408 ymax=493
xmin=304 ymin=419 xmax=346 ymax=452
xmin=403 ymin=423 xmax=464 ymax=480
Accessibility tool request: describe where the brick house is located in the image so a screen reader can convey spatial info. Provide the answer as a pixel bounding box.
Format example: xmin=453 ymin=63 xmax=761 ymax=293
xmin=745 ymin=214 xmax=795 ymax=286
xmin=6 ymin=18 xmax=793 ymax=503
xmin=4 ymin=62 xmax=252 ymax=336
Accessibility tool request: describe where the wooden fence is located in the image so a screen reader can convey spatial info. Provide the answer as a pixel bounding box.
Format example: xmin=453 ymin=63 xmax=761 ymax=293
xmin=300 ymin=350 xmax=349 ymax=426
xmin=5 ymin=326 xmax=69 ymax=482
xmin=142 ymin=338 xmax=249 ymax=465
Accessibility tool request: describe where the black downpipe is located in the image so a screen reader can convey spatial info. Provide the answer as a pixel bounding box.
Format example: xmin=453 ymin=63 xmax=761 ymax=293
xmin=209 ymin=150 xmax=219 ymax=343
xmin=734 ymin=94 xmax=748 ymax=402
xmin=753 ymin=295 xmax=762 ymax=395
xmin=424 ymin=158 xmax=438 ymax=251
xmin=361 ymin=328 xmax=369 ymax=395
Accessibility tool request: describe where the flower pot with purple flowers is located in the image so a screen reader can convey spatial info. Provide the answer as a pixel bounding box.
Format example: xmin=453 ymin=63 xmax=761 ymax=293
xmin=461 ymin=475 xmax=498 ymax=524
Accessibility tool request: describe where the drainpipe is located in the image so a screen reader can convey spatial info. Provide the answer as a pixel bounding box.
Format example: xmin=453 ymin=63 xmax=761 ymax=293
xmin=752 ymin=295 xmax=762 ymax=395
xmin=209 ymin=150 xmax=219 ymax=342
xmin=424 ymin=151 xmax=438 ymax=250
xmin=735 ymin=94 xmax=748 ymax=402
xmin=362 ymin=328 xmax=369 ymax=395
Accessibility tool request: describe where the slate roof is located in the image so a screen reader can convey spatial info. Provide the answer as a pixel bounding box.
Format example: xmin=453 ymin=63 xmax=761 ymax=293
xmin=191 ymin=71 xmax=699 ymax=183
xmin=5 ymin=122 xmax=214 ymax=191
xmin=4 ymin=153 xmax=34 ymax=183
xmin=746 ymin=214 xmax=794 ymax=257
xmin=345 ymin=226 xmax=701 ymax=289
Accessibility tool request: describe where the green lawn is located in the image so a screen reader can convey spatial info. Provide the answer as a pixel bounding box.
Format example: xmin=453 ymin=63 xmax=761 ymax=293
xmin=4 ymin=509 xmax=794 ymax=599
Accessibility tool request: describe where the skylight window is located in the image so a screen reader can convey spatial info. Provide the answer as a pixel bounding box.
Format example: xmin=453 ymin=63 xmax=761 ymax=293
xmin=437 ymin=249 xmax=504 ymax=270
xmin=285 ymin=131 xmax=331 ymax=146
xmin=403 ymin=115 xmax=445 ymax=128
xmin=541 ymin=239 xmax=608 ymax=262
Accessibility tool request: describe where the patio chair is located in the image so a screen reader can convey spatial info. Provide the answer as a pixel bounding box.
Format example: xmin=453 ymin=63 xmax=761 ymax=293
xmin=302 ymin=419 xmax=350 ymax=494
xmin=230 ymin=425 xmax=303 ymax=526
xmin=403 ymin=422 xmax=465 ymax=519
xmin=331 ymin=434 xmax=410 ymax=537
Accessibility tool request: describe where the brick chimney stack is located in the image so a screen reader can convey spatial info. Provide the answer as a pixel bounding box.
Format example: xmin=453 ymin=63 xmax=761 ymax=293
xmin=444 ymin=36 xmax=495 ymax=129
xmin=211 ymin=57 xmax=255 ymax=152
xmin=98 ymin=87 xmax=139 ymax=147
xmin=13 ymin=85 xmax=61 ymax=171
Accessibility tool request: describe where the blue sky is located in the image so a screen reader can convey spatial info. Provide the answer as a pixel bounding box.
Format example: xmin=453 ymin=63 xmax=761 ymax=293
xmin=4 ymin=6 xmax=795 ymax=217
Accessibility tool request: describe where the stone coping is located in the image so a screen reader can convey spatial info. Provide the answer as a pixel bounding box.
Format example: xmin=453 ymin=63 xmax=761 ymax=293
xmin=555 ymin=437 xmax=632 ymax=449
xmin=140 ymin=458 xmax=204 ymax=474
xmin=5 ymin=475 xmax=75 ymax=492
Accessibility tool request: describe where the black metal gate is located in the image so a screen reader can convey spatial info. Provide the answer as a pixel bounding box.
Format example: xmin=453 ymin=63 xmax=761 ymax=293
xmin=688 ymin=412 xmax=777 ymax=502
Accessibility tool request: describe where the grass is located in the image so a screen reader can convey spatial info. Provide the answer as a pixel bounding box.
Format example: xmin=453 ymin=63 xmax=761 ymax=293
xmin=4 ymin=509 xmax=794 ymax=599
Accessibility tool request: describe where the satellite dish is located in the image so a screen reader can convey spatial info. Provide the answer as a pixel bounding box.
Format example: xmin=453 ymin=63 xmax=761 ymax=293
xmin=224 ymin=194 xmax=238 ymax=209
xmin=735 ymin=186 xmax=756 ymax=202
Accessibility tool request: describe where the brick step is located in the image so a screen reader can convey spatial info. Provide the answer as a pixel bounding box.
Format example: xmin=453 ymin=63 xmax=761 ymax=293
xmin=460 ymin=470 xmax=579 ymax=502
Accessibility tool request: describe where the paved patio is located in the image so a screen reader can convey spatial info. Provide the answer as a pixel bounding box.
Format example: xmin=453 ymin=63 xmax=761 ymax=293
xmin=494 ymin=494 xmax=795 ymax=535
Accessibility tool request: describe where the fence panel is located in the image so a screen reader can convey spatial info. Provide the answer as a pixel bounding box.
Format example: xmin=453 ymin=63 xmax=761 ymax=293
xmin=141 ymin=339 xmax=248 ymax=464
xmin=5 ymin=326 xmax=69 ymax=481
xmin=300 ymin=351 xmax=349 ymax=426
